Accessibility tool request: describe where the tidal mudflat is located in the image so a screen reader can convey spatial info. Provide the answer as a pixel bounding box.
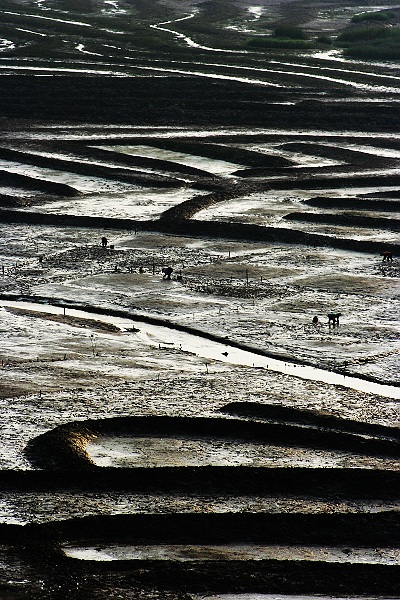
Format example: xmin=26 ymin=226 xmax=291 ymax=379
xmin=0 ymin=0 xmax=399 ymax=598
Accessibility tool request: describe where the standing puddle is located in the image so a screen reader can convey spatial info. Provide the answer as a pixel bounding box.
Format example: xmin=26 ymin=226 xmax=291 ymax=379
xmin=86 ymin=435 xmax=399 ymax=470
xmin=93 ymin=144 xmax=244 ymax=175
xmin=1 ymin=300 xmax=399 ymax=399
xmin=63 ymin=543 xmax=400 ymax=564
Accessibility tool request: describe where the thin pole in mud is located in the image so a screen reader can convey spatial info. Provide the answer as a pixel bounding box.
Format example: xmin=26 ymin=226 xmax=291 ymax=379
xmin=228 ymin=251 xmax=231 ymax=258
xmin=205 ymin=363 xmax=209 ymax=374
xmin=63 ymin=307 xmax=66 ymax=316
xmin=152 ymin=259 xmax=155 ymax=274
xmin=246 ymin=269 xmax=249 ymax=286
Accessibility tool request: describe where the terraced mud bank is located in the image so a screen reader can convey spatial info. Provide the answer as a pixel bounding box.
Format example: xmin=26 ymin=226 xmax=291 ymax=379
xmin=0 ymin=0 xmax=399 ymax=598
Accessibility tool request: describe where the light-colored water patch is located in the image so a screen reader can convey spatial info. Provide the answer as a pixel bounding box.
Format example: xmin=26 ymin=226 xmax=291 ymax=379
xmin=5 ymin=126 xmax=400 ymax=141
xmin=1 ymin=301 xmax=399 ymax=399
xmin=94 ymin=144 xmax=243 ymax=175
xmin=330 ymin=143 xmax=400 ymax=159
xmin=311 ymin=48 xmax=400 ymax=71
xmin=15 ymin=28 xmax=48 ymax=37
xmin=150 ymin=12 xmax=248 ymax=54
xmin=269 ymin=59 xmax=400 ymax=87
xmin=15 ymin=148 xmax=192 ymax=183
xmin=2 ymin=11 xmax=92 ymax=27
xmin=238 ymin=144 xmax=342 ymax=167
xmin=75 ymin=44 xmax=102 ymax=57
xmin=63 ymin=543 xmax=400 ymax=564
xmin=0 ymin=39 xmax=15 ymax=51
xmin=135 ymin=64 xmax=283 ymax=87
xmin=87 ymin=435 xmax=400 ymax=470
xmin=0 ymin=159 xmax=135 ymax=193
xmin=28 ymin=187 xmax=202 ymax=220
xmin=0 ymin=65 xmax=131 ymax=76
xmin=102 ymin=0 xmax=126 ymax=14
xmin=248 ymin=6 xmax=264 ymax=19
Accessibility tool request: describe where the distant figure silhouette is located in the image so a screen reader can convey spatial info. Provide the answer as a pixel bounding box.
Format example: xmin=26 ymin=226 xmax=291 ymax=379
xmin=381 ymin=251 xmax=393 ymax=262
xmin=101 ymin=237 xmax=108 ymax=248
xmin=312 ymin=316 xmax=319 ymax=325
xmin=328 ymin=312 xmax=341 ymax=326
xmin=162 ymin=266 xmax=173 ymax=280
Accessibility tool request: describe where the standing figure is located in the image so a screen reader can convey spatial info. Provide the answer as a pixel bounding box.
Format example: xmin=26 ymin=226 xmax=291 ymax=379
xmin=328 ymin=312 xmax=341 ymax=327
xmin=101 ymin=237 xmax=108 ymax=248
xmin=381 ymin=251 xmax=393 ymax=262
xmin=162 ymin=266 xmax=173 ymax=280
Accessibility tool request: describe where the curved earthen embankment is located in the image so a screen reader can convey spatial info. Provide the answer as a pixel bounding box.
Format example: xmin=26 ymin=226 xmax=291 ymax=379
xmin=24 ymin=414 xmax=400 ymax=471
xmin=219 ymin=402 xmax=400 ymax=441
xmin=284 ymin=211 xmax=400 ymax=230
xmin=305 ymin=196 xmax=400 ymax=212
xmin=159 ymin=186 xmax=252 ymax=221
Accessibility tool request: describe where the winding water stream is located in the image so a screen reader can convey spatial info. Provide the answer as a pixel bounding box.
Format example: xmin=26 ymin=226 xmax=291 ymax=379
xmin=1 ymin=299 xmax=399 ymax=399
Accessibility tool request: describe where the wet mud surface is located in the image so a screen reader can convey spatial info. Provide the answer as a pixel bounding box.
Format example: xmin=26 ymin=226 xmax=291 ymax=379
xmin=0 ymin=0 xmax=399 ymax=597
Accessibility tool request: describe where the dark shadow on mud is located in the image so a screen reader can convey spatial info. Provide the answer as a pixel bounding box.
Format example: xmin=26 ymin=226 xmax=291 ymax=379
xmin=5 ymin=511 xmax=400 ymax=547
xmin=1 ymin=466 xmax=399 ymax=499
xmin=1 ymin=513 xmax=399 ymax=596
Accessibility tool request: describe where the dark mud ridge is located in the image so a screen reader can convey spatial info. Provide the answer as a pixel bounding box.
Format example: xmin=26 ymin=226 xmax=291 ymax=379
xmin=220 ymin=401 xmax=400 ymax=441
xmin=305 ymin=196 xmax=400 ymax=212
xmin=3 ymin=512 xmax=400 ymax=547
xmin=284 ymin=211 xmax=400 ymax=231
xmin=1 ymin=211 xmax=399 ymax=258
xmin=24 ymin=415 xmax=400 ymax=471
xmin=1 ymin=467 xmax=399 ymax=498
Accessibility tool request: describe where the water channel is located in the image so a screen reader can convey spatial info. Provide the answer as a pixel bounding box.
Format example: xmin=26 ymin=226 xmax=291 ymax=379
xmin=1 ymin=299 xmax=399 ymax=399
